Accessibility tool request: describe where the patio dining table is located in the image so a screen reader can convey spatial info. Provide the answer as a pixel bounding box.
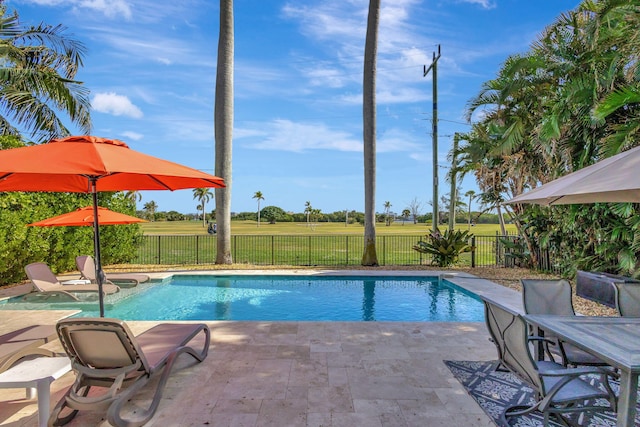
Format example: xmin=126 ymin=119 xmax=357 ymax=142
xmin=524 ymin=315 xmax=640 ymax=427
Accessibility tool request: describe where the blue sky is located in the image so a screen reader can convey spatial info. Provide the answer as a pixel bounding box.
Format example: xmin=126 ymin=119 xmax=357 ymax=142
xmin=10 ymin=0 xmax=578 ymax=216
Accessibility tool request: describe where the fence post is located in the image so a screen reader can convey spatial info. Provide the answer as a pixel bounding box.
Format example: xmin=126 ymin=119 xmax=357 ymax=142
xmin=271 ymin=236 xmax=275 ymax=265
xmin=471 ymin=236 xmax=476 ymax=268
xmin=157 ymin=235 xmax=161 ymax=264
xmin=382 ymin=235 xmax=386 ymax=265
xmin=232 ymin=235 xmax=236 ymax=262
xmin=346 ymin=235 xmax=349 ymax=265
xmin=196 ymin=235 xmax=199 ymax=264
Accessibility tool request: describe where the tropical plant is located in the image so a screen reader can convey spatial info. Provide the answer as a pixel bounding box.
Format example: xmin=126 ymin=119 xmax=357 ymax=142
xmin=0 ymin=5 xmax=91 ymax=141
xmin=304 ymin=201 xmax=312 ymax=226
xmin=143 ymin=201 xmax=157 ymax=221
xmin=401 ymin=208 xmax=410 ymax=225
xmin=361 ymin=0 xmax=380 ymax=266
xmin=253 ymin=191 xmax=264 ymax=226
xmin=464 ymin=190 xmax=476 ymax=230
xmin=124 ymin=191 xmax=142 ymax=204
xmin=383 ymin=201 xmax=392 ymax=226
xmin=192 ymin=188 xmax=213 ymax=227
xmin=413 ymin=229 xmax=475 ymax=267
xmin=260 ymin=205 xmax=287 ymax=224
xmin=457 ymin=1 xmax=640 ymax=274
xmin=500 ymin=236 xmax=533 ymax=268
xmin=214 ymin=0 xmax=234 ymax=264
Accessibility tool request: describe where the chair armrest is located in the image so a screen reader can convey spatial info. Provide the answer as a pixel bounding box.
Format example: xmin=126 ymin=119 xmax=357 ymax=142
xmin=528 ymin=336 xmax=556 ymax=345
xmin=540 ymin=366 xmax=617 ymax=379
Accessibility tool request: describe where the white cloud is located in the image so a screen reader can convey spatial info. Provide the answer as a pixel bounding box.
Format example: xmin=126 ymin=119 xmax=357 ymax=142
xmin=281 ymin=0 xmax=433 ymax=106
xmin=77 ymin=0 xmax=132 ymax=19
xmin=238 ymin=119 xmax=424 ymax=156
xmin=91 ymin=92 xmax=143 ymax=118
xmin=21 ymin=0 xmax=132 ymax=19
xmin=121 ymin=131 xmax=143 ymax=141
xmin=377 ymin=128 xmax=423 ymax=153
xmin=458 ymin=0 xmax=497 ymax=10
xmin=246 ymin=119 xmax=361 ymax=153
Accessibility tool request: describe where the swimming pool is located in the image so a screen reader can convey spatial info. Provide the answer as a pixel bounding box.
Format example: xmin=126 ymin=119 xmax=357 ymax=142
xmin=0 ymin=275 xmax=485 ymax=321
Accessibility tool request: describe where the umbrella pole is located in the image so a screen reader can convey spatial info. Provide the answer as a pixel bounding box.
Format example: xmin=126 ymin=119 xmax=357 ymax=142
xmin=91 ymin=180 xmax=105 ymax=317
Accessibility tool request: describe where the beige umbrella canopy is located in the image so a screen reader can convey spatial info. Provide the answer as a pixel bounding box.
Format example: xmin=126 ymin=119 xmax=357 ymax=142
xmin=507 ymin=145 xmax=640 ymax=205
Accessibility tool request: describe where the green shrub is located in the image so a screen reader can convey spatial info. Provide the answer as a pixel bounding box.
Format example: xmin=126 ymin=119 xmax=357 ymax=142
xmin=413 ymin=228 xmax=475 ymax=267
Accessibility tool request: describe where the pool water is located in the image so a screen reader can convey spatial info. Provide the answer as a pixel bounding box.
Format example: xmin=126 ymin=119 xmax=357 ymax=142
xmin=1 ymin=275 xmax=485 ymax=322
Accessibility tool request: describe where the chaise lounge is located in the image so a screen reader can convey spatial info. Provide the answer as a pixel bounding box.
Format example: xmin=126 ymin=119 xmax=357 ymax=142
xmin=0 ymin=325 xmax=58 ymax=373
xmin=49 ymin=317 xmax=210 ymax=427
xmin=25 ymin=262 xmax=120 ymax=300
xmin=76 ymin=255 xmax=149 ymax=288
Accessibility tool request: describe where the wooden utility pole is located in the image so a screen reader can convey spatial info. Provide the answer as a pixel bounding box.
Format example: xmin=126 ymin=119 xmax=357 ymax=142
xmin=424 ymin=45 xmax=441 ymax=232
xmin=448 ymin=133 xmax=460 ymax=231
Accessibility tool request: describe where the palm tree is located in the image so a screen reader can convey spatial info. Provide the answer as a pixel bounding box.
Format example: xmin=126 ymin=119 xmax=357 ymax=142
xmin=214 ymin=0 xmax=234 ymax=264
xmin=124 ymin=191 xmax=141 ymax=203
xmin=253 ymin=191 xmax=264 ymax=227
xmin=464 ymin=190 xmax=476 ymax=230
xmin=304 ymin=201 xmax=312 ymax=226
xmin=361 ymin=0 xmax=380 ymax=266
xmin=383 ymin=201 xmax=392 ymax=226
xmin=193 ymin=188 xmax=213 ymax=227
xmin=401 ymin=209 xmax=410 ymax=225
xmin=0 ymin=6 xmax=91 ymax=141
xmin=143 ymin=201 xmax=157 ymax=221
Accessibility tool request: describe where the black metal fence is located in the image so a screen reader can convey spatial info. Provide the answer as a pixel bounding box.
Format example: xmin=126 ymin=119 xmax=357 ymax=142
xmin=134 ymin=233 xmax=549 ymax=269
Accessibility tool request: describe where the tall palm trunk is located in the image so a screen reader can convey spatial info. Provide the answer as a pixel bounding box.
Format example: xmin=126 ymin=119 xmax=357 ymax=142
xmin=361 ymin=0 xmax=380 ymax=266
xmin=215 ymin=0 xmax=234 ymax=264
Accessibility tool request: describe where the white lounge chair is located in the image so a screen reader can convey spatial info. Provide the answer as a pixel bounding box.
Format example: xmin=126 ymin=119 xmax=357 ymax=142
xmin=76 ymin=255 xmax=149 ymax=288
xmin=49 ymin=318 xmax=210 ymax=426
xmin=25 ymin=262 xmax=119 ymax=300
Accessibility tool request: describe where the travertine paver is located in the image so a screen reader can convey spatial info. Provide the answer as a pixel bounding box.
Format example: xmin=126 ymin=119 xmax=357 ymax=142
xmin=0 ymin=270 xmax=515 ymax=426
xmin=0 ymin=318 xmax=497 ymax=427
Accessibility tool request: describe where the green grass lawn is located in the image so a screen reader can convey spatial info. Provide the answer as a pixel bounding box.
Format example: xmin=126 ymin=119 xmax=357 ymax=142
xmin=141 ymin=220 xmax=517 ymax=236
xmin=136 ymin=220 xmax=518 ymax=266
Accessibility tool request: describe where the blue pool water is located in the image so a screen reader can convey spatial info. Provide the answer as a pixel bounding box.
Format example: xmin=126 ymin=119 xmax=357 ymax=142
xmin=0 ymin=275 xmax=484 ymax=322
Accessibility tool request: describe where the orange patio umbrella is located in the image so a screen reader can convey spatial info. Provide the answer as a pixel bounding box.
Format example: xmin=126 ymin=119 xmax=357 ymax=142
xmin=0 ymin=135 xmax=225 ymax=316
xmin=28 ymin=206 xmax=147 ymax=227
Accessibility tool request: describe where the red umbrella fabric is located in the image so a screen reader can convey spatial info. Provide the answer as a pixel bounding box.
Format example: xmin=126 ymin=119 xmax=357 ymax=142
xmin=0 ymin=135 xmax=225 ymax=192
xmin=0 ymin=136 xmax=225 ymax=316
xmin=28 ymin=206 xmax=146 ymax=227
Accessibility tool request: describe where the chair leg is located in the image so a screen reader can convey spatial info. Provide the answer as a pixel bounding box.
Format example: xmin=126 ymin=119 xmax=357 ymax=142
xmin=502 ymin=403 xmax=541 ymax=426
xmin=107 ymin=345 xmax=208 ymax=427
xmin=48 ymin=385 xmax=90 ymax=427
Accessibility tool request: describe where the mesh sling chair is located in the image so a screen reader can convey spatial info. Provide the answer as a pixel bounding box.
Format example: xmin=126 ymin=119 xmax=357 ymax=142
xmin=521 ymin=279 xmax=610 ymax=367
xmin=612 ymin=281 xmax=640 ymax=317
xmin=482 ymin=297 xmax=618 ymax=426
xmin=49 ymin=318 xmax=210 ymax=427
